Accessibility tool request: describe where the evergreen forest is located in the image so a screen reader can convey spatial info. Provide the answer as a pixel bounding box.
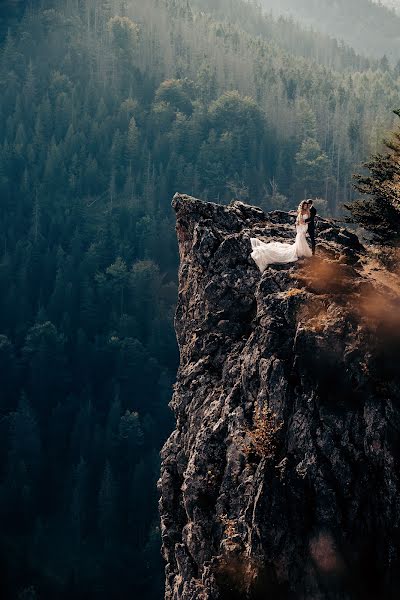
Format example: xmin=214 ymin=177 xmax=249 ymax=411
xmin=260 ymin=0 xmax=400 ymax=61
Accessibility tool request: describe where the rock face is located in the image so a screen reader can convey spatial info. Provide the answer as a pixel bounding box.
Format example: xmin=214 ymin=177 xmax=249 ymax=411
xmin=158 ymin=194 xmax=400 ymax=600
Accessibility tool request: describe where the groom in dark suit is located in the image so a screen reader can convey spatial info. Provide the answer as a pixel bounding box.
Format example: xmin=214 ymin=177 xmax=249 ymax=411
xmin=305 ymin=199 xmax=317 ymax=255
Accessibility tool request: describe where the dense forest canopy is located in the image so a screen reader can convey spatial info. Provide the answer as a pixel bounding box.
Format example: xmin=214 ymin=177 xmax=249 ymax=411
xmin=192 ymin=0 xmax=383 ymax=73
xmin=0 ymin=0 xmax=399 ymax=598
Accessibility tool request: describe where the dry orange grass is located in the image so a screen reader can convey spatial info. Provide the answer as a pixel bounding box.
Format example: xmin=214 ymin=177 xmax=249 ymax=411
xmin=242 ymin=404 xmax=283 ymax=460
xmin=283 ymin=288 xmax=304 ymax=298
xmin=302 ymin=309 xmax=330 ymax=333
xmin=219 ymin=514 xmax=238 ymax=542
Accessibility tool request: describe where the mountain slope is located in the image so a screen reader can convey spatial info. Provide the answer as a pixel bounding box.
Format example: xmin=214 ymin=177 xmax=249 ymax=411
xmin=159 ymin=194 xmax=400 ymax=599
xmin=260 ymin=0 xmax=400 ymax=61
xmin=192 ymin=0 xmax=374 ymax=72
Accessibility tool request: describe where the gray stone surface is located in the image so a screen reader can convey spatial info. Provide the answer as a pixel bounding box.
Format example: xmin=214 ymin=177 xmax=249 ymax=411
xmin=158 ymin=193 xmax=400 ymax=599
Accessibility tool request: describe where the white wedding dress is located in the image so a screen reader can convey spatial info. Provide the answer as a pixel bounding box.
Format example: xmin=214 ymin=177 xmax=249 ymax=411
xmin=250 ymin=216 xmax=312 ymax=273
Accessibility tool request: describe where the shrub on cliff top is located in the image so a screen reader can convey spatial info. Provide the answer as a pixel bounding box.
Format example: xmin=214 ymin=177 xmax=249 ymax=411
xmin=346 ymin=110 xmax=400 ymax=246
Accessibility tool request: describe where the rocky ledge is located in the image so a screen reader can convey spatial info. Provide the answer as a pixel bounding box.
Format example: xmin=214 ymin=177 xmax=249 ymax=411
xmin=158 ymin=194 xmax=400 ymax=600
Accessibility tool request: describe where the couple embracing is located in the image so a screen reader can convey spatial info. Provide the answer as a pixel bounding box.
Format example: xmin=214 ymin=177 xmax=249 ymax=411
xmin=250 ymin=200 xmax=317 ymax=274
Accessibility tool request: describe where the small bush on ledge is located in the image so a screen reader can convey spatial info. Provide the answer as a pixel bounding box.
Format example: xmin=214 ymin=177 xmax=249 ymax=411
xmin=243 ymin=404 xmax=283 ymax=460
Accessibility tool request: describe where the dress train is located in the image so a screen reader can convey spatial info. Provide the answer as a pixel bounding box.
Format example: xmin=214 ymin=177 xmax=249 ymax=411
xmin=250 ymin=220 xmax=312 ymax=273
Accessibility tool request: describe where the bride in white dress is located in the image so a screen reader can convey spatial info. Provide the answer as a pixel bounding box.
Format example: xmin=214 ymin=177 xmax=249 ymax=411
xmin=250 ymin=201 xmax=312 ymax=273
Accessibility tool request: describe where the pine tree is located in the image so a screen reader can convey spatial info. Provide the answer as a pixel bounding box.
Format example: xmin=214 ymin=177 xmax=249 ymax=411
xmin=106 ymin=256 xmax=129 ymax=315
xmin=295 ymin=137 xmax=330 ymax=199
xmin=346 ymin=109 xmax=400 ymax=244
xmin=125 ymin=116 xmax=139 ymax=166
xmin=98 ymin=461 xmax=117 ymax=543
xmin=22 ymin=322 xmax=67 ymax=412
xmin=6 ymin=394 xmax=41 ymax=522
xmin=0 ymin=334 xmax=17 ymax=412
xmin=70 ymin=457 xmax=88 ymax=550
xmin=118 ymin=410 xmax=144 ymax=459
xmin=105 ymin=394 xmax=121 ymax=457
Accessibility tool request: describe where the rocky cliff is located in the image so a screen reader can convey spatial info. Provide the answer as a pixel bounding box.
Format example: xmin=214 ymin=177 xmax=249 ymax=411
xmin=158 ymin=194 xmax=400 ymax=600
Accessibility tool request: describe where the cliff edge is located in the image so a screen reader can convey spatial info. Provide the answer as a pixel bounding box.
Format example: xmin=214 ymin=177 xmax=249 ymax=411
xmin=158 ymin=194 xmax=400 ymax=600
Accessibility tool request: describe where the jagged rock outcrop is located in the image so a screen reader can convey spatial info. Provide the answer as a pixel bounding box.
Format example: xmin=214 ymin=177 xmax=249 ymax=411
xmin=158 ymin=194 xmax=400 ymax=600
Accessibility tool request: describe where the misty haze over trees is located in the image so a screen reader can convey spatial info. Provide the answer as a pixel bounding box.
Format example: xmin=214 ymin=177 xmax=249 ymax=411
xmin=374 ymin=0 xmax=400 ymax=14
xmin=259 ymin=0 xmax=400 ymax=61
xmin=0 ymin=0 xmax=399 ymax=598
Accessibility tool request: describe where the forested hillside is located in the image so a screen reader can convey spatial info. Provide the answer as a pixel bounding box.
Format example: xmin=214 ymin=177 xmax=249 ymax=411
xmin=261 ymin=0 xmax=400 ymax=61
xmin=0 ymin=0 xmax=399 ymax=598
xmin=193 ymin=0 xmax=380 ymax=72
xmin=0 ymin=0 xmax=34 ymax=42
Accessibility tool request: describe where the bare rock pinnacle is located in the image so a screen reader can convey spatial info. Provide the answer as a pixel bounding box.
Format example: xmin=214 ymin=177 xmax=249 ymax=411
xmin=158 ymin=193 xmax=400 ymax=600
